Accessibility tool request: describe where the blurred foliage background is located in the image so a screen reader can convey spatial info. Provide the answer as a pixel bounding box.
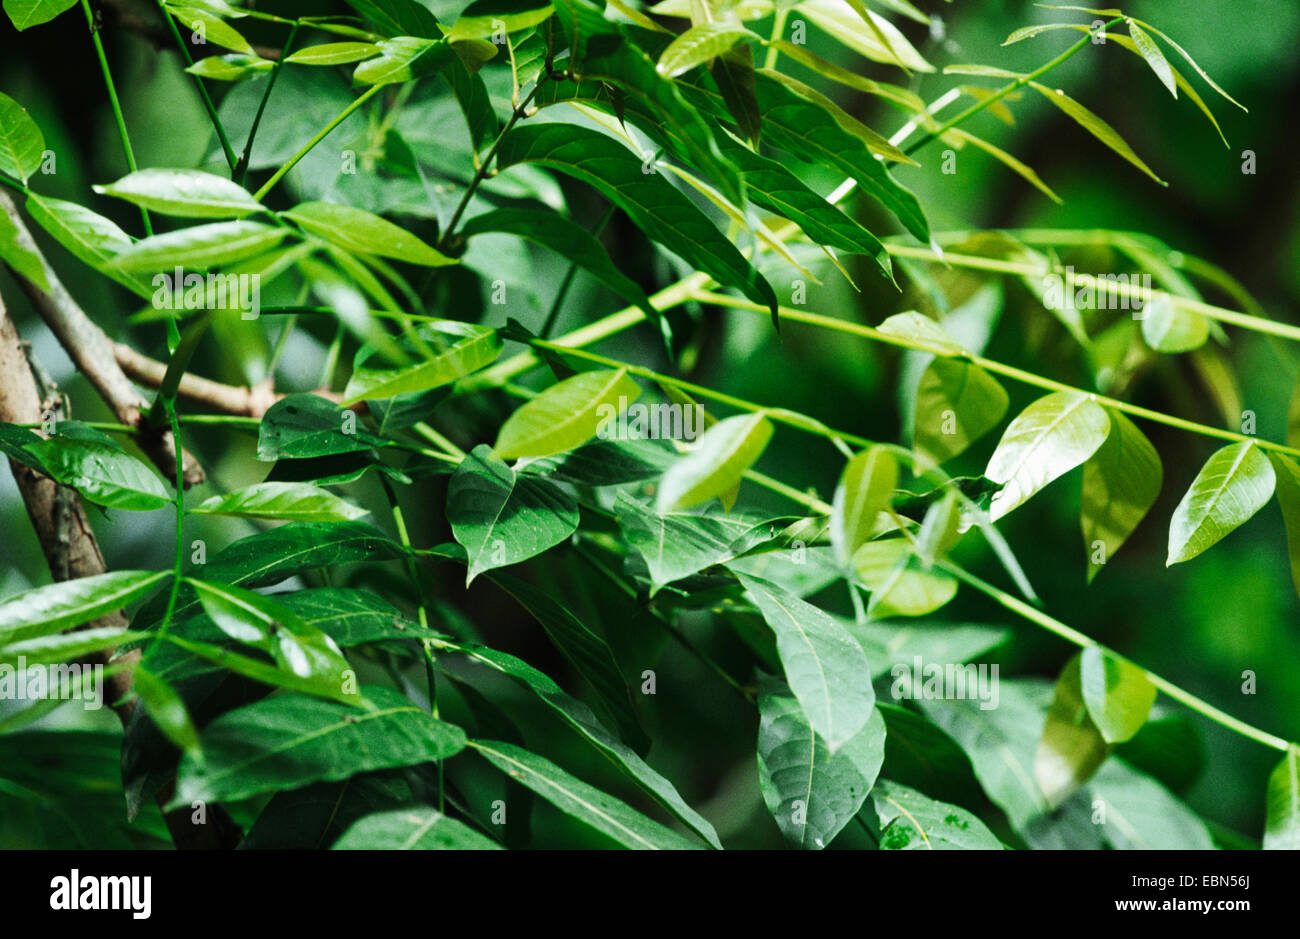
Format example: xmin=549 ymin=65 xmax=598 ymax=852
xmin=1 ymin=0 xmax=1297 ymax=845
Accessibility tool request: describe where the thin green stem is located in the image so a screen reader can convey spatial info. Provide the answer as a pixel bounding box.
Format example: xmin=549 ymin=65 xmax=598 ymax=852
xmin=149 ymin=399 xmax=188 ymax=653
xmin=156 ymin=0 xmax=238 ymax=171
xmin=763 ymin=7 xmax=790 ymax=69
xmin=235 ymin=22 xmax=301 ymax=184
xmin=903 ymin=16 xmax=1125 ymax=157
xmin=941 ymin=562 xmax=1291 ymax=753
xmin=540 ymin=204 xmax=617 ymax=339
xmin=254 ymin=84 xmax=383 ymax=201
xmin=81 ymin=0 xmax=151 ymax=237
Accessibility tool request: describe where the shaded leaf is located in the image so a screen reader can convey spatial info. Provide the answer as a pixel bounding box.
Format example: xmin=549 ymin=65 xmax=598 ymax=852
xmin=1081 ymin=410 xmax=1161 ymax=581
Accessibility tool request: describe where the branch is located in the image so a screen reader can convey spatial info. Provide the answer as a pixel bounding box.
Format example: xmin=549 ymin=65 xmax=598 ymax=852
xmin=0 ymin=287 xmax=240 ymax=848
xmin=0 ymin=191 xmax=204 ymax=487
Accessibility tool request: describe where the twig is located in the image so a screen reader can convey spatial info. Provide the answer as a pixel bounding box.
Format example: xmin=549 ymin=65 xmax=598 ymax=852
xmin=0 ymin=191 xmax=204 ymax=487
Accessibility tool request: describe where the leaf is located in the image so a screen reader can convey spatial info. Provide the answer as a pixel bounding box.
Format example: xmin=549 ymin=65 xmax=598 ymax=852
xmin=852 ymin=540 xmax=958 ymax=617
xmin=471 ymin=739 xmax=699 ymax=849
xmin=713 ymin=44 xmax=761 ymax=144
xmin=494 ymin=369 xmax=641 ymax=460
xmin=286 ymin=42 xmax=382 ymax=65
xmin=1125 ymin=19 xmax=1177 ymax=98
xmin=656 ymin=412 xmax=772 ymax=512
xmin=241 ymin=774 xmax=413 ymax=849
xmin=656 ymin=22 xmax=760 ymax=78
xmin=0 ymin=91 xmax=44 ymax=183
xmin=460 ymin=209 xmax=659 ymax=325
xmin=24 ymin=194 xmax=149 ymax=296
xmin=341 ymin=321 xmax=501 ymax=405
xmin=1028 ymin=82 xmax=1167 ymax=186
xmin=3 ymin=0 xmax=76 ymax=29
xmin=26 ymin=438 xmax=171 ymax=511
xmin=1166 ymin=441 xmax=1275 ymax=565
xmin=985 ymin=391 xmax=1111 ymax=522
xmin=796 ymin=0 xmax=933 ymax=71
xmin=0 ymin=570 xmax=168 ymax=643
xmin=1139 ymin=293 xmax=1209 ymax=352
xmin=614 ymin=493 xmax=747 ymax=590
xmin=447 ymin=445 xmax=579 ymax=584
xmin=1264 ymin=745 xmax=1300 ymax=850
xmin=872 ymin=779 xmax=1003 ymax=849
xmin=733 ymin=571 xmax=873 ymax=751
xmin=1035 ymin=653 xmax=1111 ymax=808
xmin=494 ymin=123 xmax=777 ymax=319
xmin=283 ymin=201 xmax=453 ymax=266
xmin=878 ymin=311 xmax=965 ymax=357
xmin=352 ymin=36 xmax=456 ymax=85
xmin=112 ymin=220 xmax=288 ymax=273
xmin=1088 ymin=757 xmax=1213 ymax=849
xmin=757 ymin=677 xmax=885 ymax=848
xmin=1269 ymin=453 xmax=1300 ymax=599
xmin=167 ymin=5 xmax=254 ymax=53
xmin=93 ymin=168 xmax=263 ymax=218
xmin=942 ymin=128 xmax=1062 ymax=203
xmin=189 ymin=579 xmax=356 ymax=700
xmin=258 ymin=394 xmax=388 ymax=460
xmin=913 ymin=358 xmax=1009 ymax=466
xmin=172 ymin=687 xmax=466 ymax=805
xmin=132 ymin=667 xmax=200 ymax=753
xmin=1080 ymin=646 xmax=1156 ymax=745
xmin=191 ymin=481 xmax=368 ymax=522
xmin=438 ymin=637 xmax=720 ymax=847
xmin=0 ymin=626 xmax=144 ymax=667
xmin=1081 ymin=410 xmax=1161 ymax=581
xmin=343 ymin=0 xmax=440 ymax=37
xmin=1131 ymin=19 xmax=1247 ymax=112
xmin=333 ymin=808 xmax=500 ymax=849
xmin=757 ymin=68 xmax=914 ymax=164
xmin=830 ymin=446 xmax=898 ymax=565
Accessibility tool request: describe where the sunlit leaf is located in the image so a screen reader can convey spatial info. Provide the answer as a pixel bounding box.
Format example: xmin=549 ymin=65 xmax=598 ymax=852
xmin=1166 ymin=441 xmax=1274 ymax=565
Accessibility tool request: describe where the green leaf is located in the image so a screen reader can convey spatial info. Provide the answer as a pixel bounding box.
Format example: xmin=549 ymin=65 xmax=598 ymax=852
xmin=913 ymin=358 xmax=1009 ymax=466
xmin=352 ymin=36 xmax=455 ymax=85
xmin=333 ymin=808 xmax=500 ymax=848
xmin=733 ymin=571 xmax=873 ymax=751
xmin=24 ymin=194 xmax=149 ymax=296
xmin=1264 ymin=745 xmax=1300 ymax=850
xmin=0 ymin=570 xmax=167 ymax=643
xmin=1130 ymin=18 xmax=1247 ymax=111
xmin=0 ymin=91 xmax=44 ymax=182
xmin=460 ymin=209 xmax=660 ymax=325
xmin=26 ymin=438 xmax=171 ymax=510
xmin=258 ymin=394 xmax=388 ymax=460
xmin=796 ymin=0 xmax=933 ymax=71
xmin=343 ymin=0 xmax=440 ymax=37
xmin=438 ymin=637 xmax=721 ymax=847
xmin=186 ymin=54 xmax=275 ymax=81
xmin=830 ymin=446 xmax=898 ymax=565
xmin=1081 ymin=410 xmax=1161 ymax=582
xmin=191 ymin=481 xmax=368 ymax=522
xmin=471 ymin=739 xmax=699 ymax=849
xmin=447 ymin=445 xmax=579 ymax=583
xmin=283 ymin=201 xmax=453 ymax=266
xmin=757 ymin=677 xmax=885 ymax=848
xmin=1088 ymin=757 xmax=1213 ymax=849
xmin=1035 ymin=653 xmax=1111 ymax=808
xmin=656 ymin=412 xmax=772 ymax=511
xmin=614 ymin=493 xmax=745 ymax=590
xmin=167 ymin=5 xmax=254 ymax=53
xmin=872 ymin=780 xmax=1003 ymax=849
xmin=94 ymin=168 xmax=264 ymax=218
xmin=1028 ymin=81 xmax=1167 ymax=186
xmin=494 ymin=369 xmax=641 ymax=460
xmin=713 ymin=135 xmax=892 ymax=280
xmin=878 ymin=311 xmax=964 ymax=357
xmin=286 ymin=42 xmax=382 ymax=65
xmin=1166 ymin=441 xmax=1275 ymax=565
xmin=757 ymin=67 xmax=914 ymax=164
xmin=713 ymin=44 xmax=761 ymax=144
xmin=852 ymin=539 xmax=958 ymax=617
xmin=172 ymin=687 xmax=466 ymax=805
xmin=494 ymin=123 xmax=777 ymax=319
xmin=985 ymin=391 xmax=1111 ymax=522
xmin=240 ymin=774 xmax=413 ymax=849
xmin=1139 ymin=293 xmax=1209 ymax=352
xmin=112 ymin=220 xmax=288 ymax=273
xmin=1080 ymin=646 xmax=1156 ymax=745
xmin=132 ymin=666 xmax=200 ymax=753
xmin=342 ymin=321 xmax=501 ymax=405
xmin=0 ymin=208 xmax=49 ymax=290
xmin=3 ymin=0 xmax=76 ymax=29
xmin=1269 ymin=453 xmax=1300 ymax=599
xmin=1125 ymin=19 xmax=1177 ymax=98
xmin=189 ymin=579 xmax=356 ymax=700
xmin=0 ymin=626 xmax=145 ymax=667
xmin=656 ymin=22 xmax=760 ymax=78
